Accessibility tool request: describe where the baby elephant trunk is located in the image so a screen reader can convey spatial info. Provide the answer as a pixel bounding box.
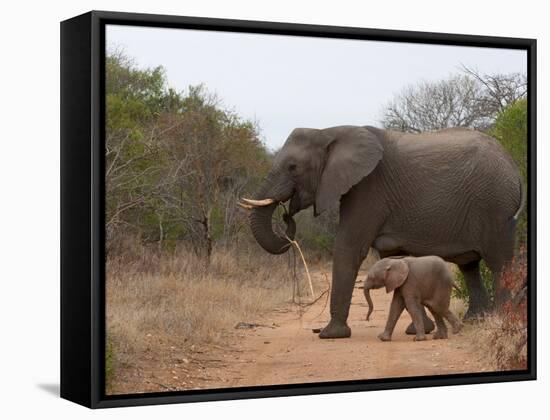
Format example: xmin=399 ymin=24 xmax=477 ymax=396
xmin=364 ymin=287 xmax=374 ymax=321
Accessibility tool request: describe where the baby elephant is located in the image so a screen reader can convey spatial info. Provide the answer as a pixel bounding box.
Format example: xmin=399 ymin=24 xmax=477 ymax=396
xmin=364 ymin=256 xmax=463 ymax=341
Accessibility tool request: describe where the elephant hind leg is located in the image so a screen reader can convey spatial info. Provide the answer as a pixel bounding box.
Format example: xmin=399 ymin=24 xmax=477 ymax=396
xmin=459 ymin=260 xmax=489 ymax=320
xmin=427 ymin=306 xmax=448 ymax=339
xmin=443 ymin=309 xmax=463 ymax=334
xmin=480 ymin=263 xmax=512 ymax=309
xmin=480 ymin=221 xmax=517 ymax=308
xmin=484 ymin=243 xmax=515 ymax=308
xmin=405 ymin=307 xmax=435 ymax=335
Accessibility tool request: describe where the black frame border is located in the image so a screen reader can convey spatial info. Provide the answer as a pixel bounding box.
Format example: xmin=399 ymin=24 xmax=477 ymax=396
xmin=60 ymin=10 xmax=536 ymax=409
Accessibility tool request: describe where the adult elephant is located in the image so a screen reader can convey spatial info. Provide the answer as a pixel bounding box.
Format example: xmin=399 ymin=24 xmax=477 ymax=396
xmin=241 ymin=125 xmax=523 ymax=339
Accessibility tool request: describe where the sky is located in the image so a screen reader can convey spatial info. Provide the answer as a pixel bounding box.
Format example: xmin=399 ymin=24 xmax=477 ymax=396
xmin=107 ymin=25 xmax=527 ymax=150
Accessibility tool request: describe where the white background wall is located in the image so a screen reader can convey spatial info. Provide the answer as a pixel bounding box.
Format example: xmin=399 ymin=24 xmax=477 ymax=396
xmin=0 ymin=0 xmax=546 ymax=418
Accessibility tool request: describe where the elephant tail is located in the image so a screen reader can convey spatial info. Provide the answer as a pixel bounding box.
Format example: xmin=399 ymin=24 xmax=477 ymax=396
xmin=512 ymin=179 xmax=525 ymax=222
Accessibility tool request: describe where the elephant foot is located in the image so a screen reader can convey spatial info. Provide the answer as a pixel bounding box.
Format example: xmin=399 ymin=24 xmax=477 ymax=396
xmin=405 ymin=318 xmax=435 ymax=335
xmin=433 ymin=330 xmax=448 ymax=340
xmin=319 ymin=321 xmax=351 ymax=339
xmin=414 ymin=334 xmax=427 ymax=342
xmin=377 ymin=332 xmax=392 ymax=342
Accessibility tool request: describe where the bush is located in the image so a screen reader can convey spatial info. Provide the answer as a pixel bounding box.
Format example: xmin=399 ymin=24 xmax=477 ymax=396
xmin=489 ymin=98 xmax=527 ymax=246
xmin=473 ymin=248 xmax=527 ymax=370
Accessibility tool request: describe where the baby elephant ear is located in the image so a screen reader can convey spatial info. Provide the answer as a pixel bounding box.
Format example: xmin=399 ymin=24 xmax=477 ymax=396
xmin=385 ymin=260 xmax=409 ymax=293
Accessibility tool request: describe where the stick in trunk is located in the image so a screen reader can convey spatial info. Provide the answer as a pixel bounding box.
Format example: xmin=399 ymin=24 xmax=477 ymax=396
xmin=284 ymin=234 xmax=314 ymax=298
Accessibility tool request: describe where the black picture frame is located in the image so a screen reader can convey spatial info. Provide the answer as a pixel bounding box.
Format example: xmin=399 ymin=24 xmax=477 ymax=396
xmin=60 ymin=10 xmax=537 ymax=409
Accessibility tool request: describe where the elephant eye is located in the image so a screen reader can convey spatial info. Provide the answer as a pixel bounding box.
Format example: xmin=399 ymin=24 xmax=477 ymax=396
xmin=288 ymin=163 xmax=297 ymax=172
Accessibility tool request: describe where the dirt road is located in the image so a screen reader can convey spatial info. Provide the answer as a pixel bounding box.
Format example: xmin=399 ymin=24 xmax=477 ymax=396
xmin=187 ymin=268 xmax=487 ymax=389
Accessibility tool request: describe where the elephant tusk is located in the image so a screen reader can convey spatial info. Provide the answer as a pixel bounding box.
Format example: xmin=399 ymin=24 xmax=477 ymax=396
xmin=237 ymin=201 xmax=254 ymax=210
xmin=240 ymin=197 xmax=276 ymax=207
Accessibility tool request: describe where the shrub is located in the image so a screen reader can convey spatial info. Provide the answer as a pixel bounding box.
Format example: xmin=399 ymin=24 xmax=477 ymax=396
xmin=473 ymin=247 xmax=527 ymax=370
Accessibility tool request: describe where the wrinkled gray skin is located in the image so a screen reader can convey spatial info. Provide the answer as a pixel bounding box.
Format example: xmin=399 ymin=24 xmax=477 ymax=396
xmin=364 ymin=256 xmax=463 ymax=341
xmin=248 ymin=125 xmax=523 ymax=339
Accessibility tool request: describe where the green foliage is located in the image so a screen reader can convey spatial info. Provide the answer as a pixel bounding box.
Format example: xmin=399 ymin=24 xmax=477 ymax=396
xmin=106 ymin=51 xmax=184 ymax=133
xmin=452 ymin=261 xmax=494 ymax=301
xmin=489 ymin=98 xmax=528 ymax=246
xmin=489 ymin=99 xmax=527 ymax=181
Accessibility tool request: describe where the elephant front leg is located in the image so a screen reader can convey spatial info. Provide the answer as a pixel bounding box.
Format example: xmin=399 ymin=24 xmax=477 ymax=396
xmin=378 ymin=291 xmax=405 ymax=341
xmin=319 ymin=248 xmax=363 ymax=339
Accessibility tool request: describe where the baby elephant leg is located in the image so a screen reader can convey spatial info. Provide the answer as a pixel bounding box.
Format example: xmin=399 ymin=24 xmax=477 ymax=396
xmin=405 ymin=307 xmax=435 ymax=335
xmin=427 ymin=307 xmax=448 ymax=339
xmin=378 ymin=292 xmax=405 ymax=341
xmin=444 ymin=309 xmax=464 ymax=334
xmin=404 ymin=298 xmax=426 ymax=341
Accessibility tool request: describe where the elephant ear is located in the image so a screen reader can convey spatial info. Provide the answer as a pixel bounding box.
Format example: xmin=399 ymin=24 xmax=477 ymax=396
xmin=315 ymin=126 xmax=383 ymax=215
xmin=385 ymin=259 xmax=409 ymax=293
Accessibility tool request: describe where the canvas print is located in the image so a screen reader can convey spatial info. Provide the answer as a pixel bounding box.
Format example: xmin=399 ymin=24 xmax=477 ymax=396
xmin=104 ymin=24 xmax=528 ymax=395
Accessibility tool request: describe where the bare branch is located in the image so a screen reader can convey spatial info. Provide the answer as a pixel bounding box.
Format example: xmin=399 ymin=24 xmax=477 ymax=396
xmin=380 ymin=69 xmax=527 ymax=133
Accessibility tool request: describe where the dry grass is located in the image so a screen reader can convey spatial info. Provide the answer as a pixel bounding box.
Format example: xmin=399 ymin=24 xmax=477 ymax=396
xmin=470 ymin=311 xmax=527 ymax=371
xmin=106 ymin=242 xmax=300 ymax=393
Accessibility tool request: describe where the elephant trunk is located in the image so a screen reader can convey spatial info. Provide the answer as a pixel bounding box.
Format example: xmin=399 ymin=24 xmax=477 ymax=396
xmin=249 ymin=175 xmax=296 ymax=255
xmin=364 ymin=286 xmax=374 ymax=321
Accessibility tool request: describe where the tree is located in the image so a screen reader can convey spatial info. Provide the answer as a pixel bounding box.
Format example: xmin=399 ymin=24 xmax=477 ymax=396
xmin=153 ymin=86 xmax=270 ymax=258
xmin=105 ymin=50 xmax=180 ymax=246
xmin=460 ymin=65 xmax=527 ymax=114
xmin=380 ymin=69 xmax=527 ymax=133
xmin=105 ymin=50 xmax=271 ymax=258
